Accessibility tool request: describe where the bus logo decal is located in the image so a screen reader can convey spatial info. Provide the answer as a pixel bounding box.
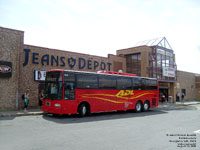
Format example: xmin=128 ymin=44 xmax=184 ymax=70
xmin=116 ymin=90 xmax=134 ymax=97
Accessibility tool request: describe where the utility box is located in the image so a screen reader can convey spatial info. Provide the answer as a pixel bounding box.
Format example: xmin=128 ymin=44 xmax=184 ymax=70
xmin=168 ymin=96 xmax=173 ymax=103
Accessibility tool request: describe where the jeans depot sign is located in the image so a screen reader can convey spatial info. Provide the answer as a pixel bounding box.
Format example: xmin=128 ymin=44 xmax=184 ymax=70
xmin=23 ymin=49 xmax=112 ymax=71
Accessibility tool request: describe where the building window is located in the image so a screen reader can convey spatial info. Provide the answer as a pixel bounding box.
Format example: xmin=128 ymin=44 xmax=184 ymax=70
xmin=126 ymin=53 xmax=141 ymax=76
xmin=148 ymin=47 xmax=176 ymax=81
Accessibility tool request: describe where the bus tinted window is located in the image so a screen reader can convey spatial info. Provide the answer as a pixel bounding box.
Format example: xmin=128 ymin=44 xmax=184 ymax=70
xmin=99 ymin=76 xmax=117 ymax=89
xmin=64 ymin=73 xmax=75 ymax=82
xmin=64 ymin=82 xmax=75 ymax=100
xmin=132 ymin=78 xmax=145 ymax=90
xmin=46 ymin=71 xmax=63 ymax=82
xmin=77 ymin=74 xmax=98 ymax=89
xmin=145 ymin=79 xmax=157 ymax=90
xmin=117 ymin=77 xmax=132 ymax=90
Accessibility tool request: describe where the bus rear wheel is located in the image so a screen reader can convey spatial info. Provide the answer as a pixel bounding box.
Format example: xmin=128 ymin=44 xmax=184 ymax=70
xmin=135 ymin=101 xmax=142 ymax=112
xmin=143 ymin=101 xmax=150 ymax=112
xmin=78 ymin=103 xmax=89 ymax=117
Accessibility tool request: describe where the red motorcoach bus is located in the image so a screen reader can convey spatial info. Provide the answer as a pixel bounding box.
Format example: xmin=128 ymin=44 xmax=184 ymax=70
xmin=42 ymin=70 xmax=159 ymax=116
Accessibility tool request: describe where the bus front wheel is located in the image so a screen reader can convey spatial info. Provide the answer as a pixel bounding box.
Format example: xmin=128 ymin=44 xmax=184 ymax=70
xmin=78 ymin=103 xmax=89 ymax=117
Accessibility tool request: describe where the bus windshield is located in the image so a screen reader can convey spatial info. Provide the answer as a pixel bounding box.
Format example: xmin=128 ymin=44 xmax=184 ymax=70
xmin=44 ymin=71 xmax=63 ymax=100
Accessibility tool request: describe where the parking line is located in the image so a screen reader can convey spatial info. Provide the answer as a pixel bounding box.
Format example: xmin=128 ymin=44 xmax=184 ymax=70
xmin=176 ymin=105 xmax=196 ymax=109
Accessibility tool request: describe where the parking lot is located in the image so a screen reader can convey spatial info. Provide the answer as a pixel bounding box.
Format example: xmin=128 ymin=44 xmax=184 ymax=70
xmin=0 ymin=104 xmax=200 ymax=150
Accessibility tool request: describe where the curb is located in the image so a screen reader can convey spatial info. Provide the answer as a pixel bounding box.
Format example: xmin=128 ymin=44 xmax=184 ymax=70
xmin=183 ymin=102 xmax=200 ymax=105
xmin=158 ymin=102 xmax=200 ymax=110
xmin=159 ymin=102 xmax=200 ymax=106
xmin=0 ymin=112 xmax=43 ymax=117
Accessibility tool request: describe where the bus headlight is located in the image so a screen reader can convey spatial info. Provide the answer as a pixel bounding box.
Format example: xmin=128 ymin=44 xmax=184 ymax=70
xmin=54 ymin=104 xmax=61 ymax=107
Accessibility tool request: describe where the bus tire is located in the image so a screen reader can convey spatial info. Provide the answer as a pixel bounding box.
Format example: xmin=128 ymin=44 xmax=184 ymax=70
xmin=143 ymin=101 xmax=150 ymax=112
xmin=135 ymin=101 xmax=142 ymax=113
xmin=78 ymin=103 xmax=89 ymax=117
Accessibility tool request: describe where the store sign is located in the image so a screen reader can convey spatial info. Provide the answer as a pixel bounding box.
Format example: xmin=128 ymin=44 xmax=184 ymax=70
xmin=34 ymin=70 xmax=46 ymax=81
xmin=0 ymin=61 xmax=12 ymax=78
xmin=23 ymin=49 xmax=112 ymax=71
xmin=163 ymin=67 xmax=175 ymax=77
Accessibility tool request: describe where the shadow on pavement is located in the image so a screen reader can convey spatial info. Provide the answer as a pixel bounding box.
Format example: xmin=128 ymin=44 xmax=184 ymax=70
xmin=0 ymin=116 xmax=16 ymax=121
xmin=42 ymin=109 xmax=167 ymax=124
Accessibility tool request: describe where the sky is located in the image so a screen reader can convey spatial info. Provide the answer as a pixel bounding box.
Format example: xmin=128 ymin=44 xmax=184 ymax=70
xmin=0 ymin=0 xmax=200 ymax=74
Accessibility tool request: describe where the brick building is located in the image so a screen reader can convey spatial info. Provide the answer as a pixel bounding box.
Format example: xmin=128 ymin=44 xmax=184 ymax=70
xmin=117 ymin=38 xmax=200 ymax=102
xmin=0 ymin=26 xmax=199 ymax=110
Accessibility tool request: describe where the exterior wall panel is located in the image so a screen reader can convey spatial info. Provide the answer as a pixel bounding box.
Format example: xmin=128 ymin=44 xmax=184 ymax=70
xmin=177 ymin=71 xmax=196 ymax=100
xmin=0 ymin=27 xmax=24 ymax=110
xmin=196 ymin=76 xmax=200 ymax=100
xmin=117 ymin=46 xmax=152 ymax=77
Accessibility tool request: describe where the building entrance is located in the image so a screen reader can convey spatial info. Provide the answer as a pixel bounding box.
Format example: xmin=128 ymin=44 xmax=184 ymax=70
xmin=159 ymin=88 xmax=168 ymax=102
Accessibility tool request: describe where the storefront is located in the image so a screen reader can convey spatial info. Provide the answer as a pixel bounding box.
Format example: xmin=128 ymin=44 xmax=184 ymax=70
xmin=117 ymin=37 xmax=177 ymax=102
xmin=117 ymin=38 xmax=200 ymax=102
xmin=0 ymin=26 xmax=199 ymax=110
xmin=0 ymin=27 xmax=125 ymax=110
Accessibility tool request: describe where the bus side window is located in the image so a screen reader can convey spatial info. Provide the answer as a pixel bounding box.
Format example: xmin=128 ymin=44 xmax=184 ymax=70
xmin=132 ymin=78 xmax=141 ymax=90
xmin=64 ymin=82 xmax=75 ymax=100
xmin=117 ymin=77 xmax=132 ymax=90
xmin=145 ymin=79 xmax=157 ymax=90
xmin=99 ymin=76 xmax=117 ymax=89
xmin=132 ymin=78 xmax=145 ymax=90
xmin=141 ymin=79 xmax=145 ymax=90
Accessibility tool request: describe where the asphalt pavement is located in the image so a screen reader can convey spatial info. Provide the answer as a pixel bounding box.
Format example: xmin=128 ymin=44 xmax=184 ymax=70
xmin=1 ymin=102 xmax=200 ymax=150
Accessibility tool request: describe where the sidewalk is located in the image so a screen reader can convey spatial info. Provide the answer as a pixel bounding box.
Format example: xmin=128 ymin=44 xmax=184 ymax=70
xmin=159 ymin=101 xmax=200 ymax=106
xmin=175 ymin=101 xmax=200 ymax=105
xmin=158 ymin=101 xmax=200 ymax=109
xmin=0 ymin=108 xmax=43 ymax=117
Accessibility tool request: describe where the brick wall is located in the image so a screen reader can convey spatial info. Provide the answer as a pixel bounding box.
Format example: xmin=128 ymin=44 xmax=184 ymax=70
xmin=108 ymin=54 xmax=126 ymax=72
xmin=196 ymin=76 xmax=200 ymax=100
xmin=0 ymin=27 xmax=24 ymax=110
xmin=177 ymin=71 xmax=196 ymax=100
xmin=116 ymin=46 xmax=152 ymax=77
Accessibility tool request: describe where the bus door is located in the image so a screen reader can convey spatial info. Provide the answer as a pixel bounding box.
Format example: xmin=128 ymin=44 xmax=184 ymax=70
xmin=62 ymin=82 xmax=77 ymax=113
xmin=64 ymin=82 xmax=75 ymax=100
xmin=62 ymin=72 xmax=77 ymax=114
